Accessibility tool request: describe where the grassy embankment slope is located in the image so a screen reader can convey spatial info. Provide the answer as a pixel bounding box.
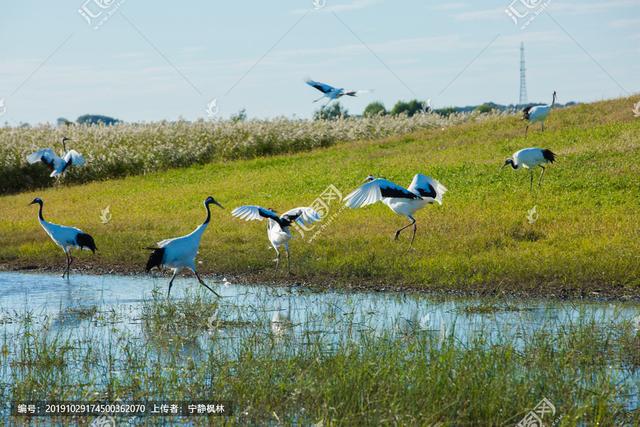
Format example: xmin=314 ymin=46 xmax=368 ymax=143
xmin=1 ymin=96 xmax=639 ymax=296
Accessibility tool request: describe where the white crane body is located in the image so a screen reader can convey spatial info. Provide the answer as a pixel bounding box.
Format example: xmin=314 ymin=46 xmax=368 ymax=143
xmin=344 ymin=174 xmax=447 ymax=245
xmin=525 ymin=105 xmax=551 ymax=124
xmin=30 ymin=197 xmax=96 ymax=278
xmin=305 ymin=78 xmax=368 ymax=106
xmin=503 ymin=147 xmax=557 ymax=190
xmin=523 ymin=91 xmax=556 ymax=135
xmin=146 ymin=196 xmax=223 ymax=297
xmin=26 ymin=137 xmax=85 ymax=177
xmin=231 ymin=205 xmax=320 ymax=272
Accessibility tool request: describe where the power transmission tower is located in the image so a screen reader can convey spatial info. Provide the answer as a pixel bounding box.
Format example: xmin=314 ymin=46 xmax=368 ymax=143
xmin=519 ymin=42 xmax=528 ymax=105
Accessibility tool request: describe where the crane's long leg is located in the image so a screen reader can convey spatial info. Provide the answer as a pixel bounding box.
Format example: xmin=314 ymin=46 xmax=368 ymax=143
xmin=67 ymin=254 xmax=74 ymax=277
xmin=61 ymin=252 xmax=67 ymax=278
xmin=541 ymin=122 xmax=545 ymax=132
xmin=194 ymin=271 xmax=221 ymax=297
xmin=313 ymin=95 xmax=325 ymax=103
xmin=525 ymin=124 xmax=529 ymax=138
xmin=529 ymin=170 xmax=535 ymax=192
xmin=395 ymin=217 xmax=417 ymax=241
xmin=285 ymin=243 xmax=291 ymax=275
xmin=62 ymin=251 xmax=71 ymax=278
xmin=167 ymin=271 xmax=177 ymax=298
xmin=538 ymin=165 xmax=546 ymax=188
xmin=409 ymin=217 xmax=418 ymax=247
xmin=272 ymin=246 xmax=280 ymax=272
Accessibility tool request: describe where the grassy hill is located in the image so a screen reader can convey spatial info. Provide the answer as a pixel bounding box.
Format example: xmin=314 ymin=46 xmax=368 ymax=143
xmin=1 ymin=96 xmax=639 ymax=296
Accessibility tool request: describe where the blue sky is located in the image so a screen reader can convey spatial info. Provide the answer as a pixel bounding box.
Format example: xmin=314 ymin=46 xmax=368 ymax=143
xmin=1 ymin=0 xmax=638 ymax=124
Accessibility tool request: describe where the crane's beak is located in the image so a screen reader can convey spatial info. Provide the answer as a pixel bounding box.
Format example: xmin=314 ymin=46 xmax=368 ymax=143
xmin=214 ymin=201 xmax=224 ymax=209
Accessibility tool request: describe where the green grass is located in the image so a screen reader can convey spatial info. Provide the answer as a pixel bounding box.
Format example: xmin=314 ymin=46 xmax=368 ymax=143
xmin=2 ymin=291 xmax=639 ymax=425
xmin=1 ymin=96 xmax=640 ymax=295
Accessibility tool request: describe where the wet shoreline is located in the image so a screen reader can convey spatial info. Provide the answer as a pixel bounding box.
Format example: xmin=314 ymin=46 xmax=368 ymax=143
xmin=2 ymin=262 xmax=639 ymax=303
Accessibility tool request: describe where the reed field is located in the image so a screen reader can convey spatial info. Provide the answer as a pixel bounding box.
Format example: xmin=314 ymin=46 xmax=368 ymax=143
xmin=0 ymin=112 xmax=474 ymax=194
xmin=0 ymin=96 xmax=639 ymax=296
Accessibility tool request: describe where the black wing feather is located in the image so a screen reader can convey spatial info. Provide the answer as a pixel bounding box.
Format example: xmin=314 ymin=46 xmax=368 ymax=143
xmin=542 ymin=149 xmax=556 ymax=163
xmin=42 ymin=157 xmax=55 ymax=171
xmin=279 ymin=211 xmax=302 ymax=227
xmin=146 ymin=247 xmax=165 ymax=272
xmin=75 ymin=233 xmax=97 ymax=253
xmin=310 ymin=83 xmax=329 ymax=93
xmin=380 ymin=186 xmax=420 ymax=199
xmin=414 ymin=184 xmax=437 ymax=199
xmin=257 ymin=207 xmax=283 ymax=223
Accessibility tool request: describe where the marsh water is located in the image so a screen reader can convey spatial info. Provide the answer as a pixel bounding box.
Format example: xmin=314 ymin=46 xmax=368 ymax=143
xmin=1 ymin=271 xmax=639 ymax=348
xmin=1 ymin=271 xmax=639 ymax=423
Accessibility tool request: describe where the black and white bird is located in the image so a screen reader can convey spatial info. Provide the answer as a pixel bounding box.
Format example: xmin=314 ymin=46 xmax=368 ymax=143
xmin=344 ymin=174 xmax=447 ymax=246
xmin=523 ymin=91 xmax=556 ymax=136
xmin=145 ymin=196 xmax=224 ymax=297
xmin=27 ymin=137 xmax=85 ymax=177
xmin=30 ymin=197 xmax=97 ymax=278
xmin=231 ymin=205 xmax=320 ymax=273
xmin=305 ymin=78 xmax=369 ymax=107
xmin=503 ymin=147 xmax=557 ymax=190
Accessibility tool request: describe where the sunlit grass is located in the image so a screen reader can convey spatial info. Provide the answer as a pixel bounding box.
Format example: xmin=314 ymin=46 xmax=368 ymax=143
xmin=0 ymin=96 xmax=639 ymax=294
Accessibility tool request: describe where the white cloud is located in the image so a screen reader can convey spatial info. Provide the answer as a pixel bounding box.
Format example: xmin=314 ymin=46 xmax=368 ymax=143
xmin=454 ymin=7 xmax=504 ymax=22
xmin=291 ymin=0 xmax=382 ymax=15
xmin=326 ymin=0 xmax=382 ymax=12
xmin=269 ymin=35 xmax=474 ymax=60
xmin=495 ymin=30 xmax=567 ymax=47
xmin=453 ymin=0 xmax=639 ymax=22
xmin=608 ymin=18 xmax=640 ymax=28
xmin=549 ymin=0 xmax=639 ymax=14
xmin=111 ymin=52 xmax=148 ymax=60
xmin=431 ymin=2 xmax=467 ymax=11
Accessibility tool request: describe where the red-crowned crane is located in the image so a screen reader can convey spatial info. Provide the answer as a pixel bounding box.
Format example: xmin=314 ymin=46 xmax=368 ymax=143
xmin=231 ymin=205 xmax=320 ymax=273
xmin=145 ymin=196 xmax=224 ymax=298
xmin=503 ymin=147 xmax=557 ymax=190
xmin=523 ymin=91 xmax=556 ymax=137
xmin=27 ymin=137 xmax=85 ymax=177
xmin=305 ymin=78 xmax=369 ymax=107
xmin=344 ymin=174 xmax=447 ymax=246
xmin=29 ymin=197 xmax=97 ymax=278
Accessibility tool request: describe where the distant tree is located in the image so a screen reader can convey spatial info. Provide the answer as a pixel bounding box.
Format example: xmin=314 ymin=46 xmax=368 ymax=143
xmin=390 ymin=99 xmax=426 ymax=117
xmin=434 ymin=107 xmax=458 ymax=117
xmin=363 ymin=101 xmax=387 ymax=117
xmin=314 ymin=103 xmax=349 ymax=120
xmin=57 ymin=117 xmax=73 ymax=127
xmin=76 ymin=114 xmax=120 ymax=126
xmin=230 ymin=108 xmax=247 ymax=123
xmin=474 ymin=103 xmax=494 ymax=114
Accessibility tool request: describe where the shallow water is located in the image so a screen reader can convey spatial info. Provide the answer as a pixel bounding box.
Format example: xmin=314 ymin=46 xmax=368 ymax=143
xmin=0 ymin=271 xmax=638 ymax=345
xmin=1 ymin=272 xmax=639 ymax=424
